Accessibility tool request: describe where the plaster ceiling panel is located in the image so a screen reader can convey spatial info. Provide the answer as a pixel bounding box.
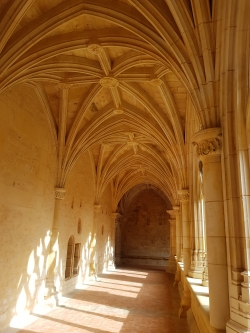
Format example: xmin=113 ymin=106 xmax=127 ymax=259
xmin=119 ymin=89 xmax=148 ymax=114
xmin=15 ymin=0 xmax=64 ymax=31
xmin=67 ymin=84 xmax=93 ymax=133
xmin=105 ymin=47 xmax=132 ymax=62
xmin=48 ymin=14 xmax=118 ymax=37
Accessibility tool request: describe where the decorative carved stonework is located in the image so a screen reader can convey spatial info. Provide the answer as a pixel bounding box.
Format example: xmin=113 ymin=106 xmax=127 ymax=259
xmin=94 ymin=204 xmax=101 ymax=213
xmin=167 ymin=209 xmax=176 ymax=218
xmin=173 ymin=206 xmax=180 ymax=214
xmin=54 ymin=188 xmax=66 ymax=200
xmin=150 ymin=78 xmax=163 ymax=86
xmin=113 ymin=107 xmax=123 ymax=114
xmin=193 ymin=137 xmax=221 ymax=157
xmin=177 ymin=189 xmax=189 ymax=202
xmin=87 ymin=43 xmax=103 ymax=55
xmin=100 ymin=77 xmax=119 ymax=88
xmin=57 ymin=82 xmax=71 ymax=90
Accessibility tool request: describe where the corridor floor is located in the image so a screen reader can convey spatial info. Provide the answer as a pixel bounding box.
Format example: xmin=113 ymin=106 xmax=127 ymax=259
xmin=7 ymin=267 xmax=189 ymax=333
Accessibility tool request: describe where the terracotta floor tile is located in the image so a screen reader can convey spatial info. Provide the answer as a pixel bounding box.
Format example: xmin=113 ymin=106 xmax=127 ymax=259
xmin=8 ymin=266 xmax=189 ymax=333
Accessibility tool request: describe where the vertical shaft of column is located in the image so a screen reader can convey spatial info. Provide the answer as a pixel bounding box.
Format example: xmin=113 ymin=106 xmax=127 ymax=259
xmin=45 ymin=187 xmax=66 ymax=300
xmin=114 ymin=214 xmax=123 ymax=266
xmin=167 ymin=209 xmax=177 ymax=274
xmin=89 ymin=204 xmax=100 ymax=278
xmin=112 ymin=213 xmax=122 ymax=269
xmin=193 ymin=128 xmax=229 ymax=330
xmin=174 ymin=206 xmax=181 ymax=262
xmin=178 ymin=190 xmax=190 ymax=276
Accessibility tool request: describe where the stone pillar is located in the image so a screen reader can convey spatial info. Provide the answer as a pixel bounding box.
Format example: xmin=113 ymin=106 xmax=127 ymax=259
xmin=114 ymin=214 xmax=123 ymax=267
xmin=189 ymin=166 xmax=205 ymax=279
xmin=178 ymin=189 xmax=191 ymax=276
xmin=89 ymin=204 xmax=100 ymax=279
xmin=174 ymin=206 xmax=182 ymax=285
xmin=193 ymin=128 xmax=229 ymax=329
xmin=166 ymin=209 xmax=177 ymax=273
xmin=44 ymin=187 xmax=66 ymax=303
xmin=174 ymin=206 xmax=182 ymax=262
xmin=111 ymin=213 xmax=123 ymax=270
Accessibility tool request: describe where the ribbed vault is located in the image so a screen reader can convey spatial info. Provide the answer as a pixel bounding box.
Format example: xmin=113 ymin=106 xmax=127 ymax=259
xmin=0 ymin=0 xmax=221 ymax=210
xmin=118 ymin=183 xmax=172 ymax=215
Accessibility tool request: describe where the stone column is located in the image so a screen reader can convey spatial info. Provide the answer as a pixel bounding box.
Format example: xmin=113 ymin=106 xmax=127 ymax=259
xmin=193 ymin=128 xmax=229 ymax=330
xmin=111 ymin=213 xmax=123 ymax=270
xmin=189 ymin=165 xmax=205 ymax=279
xmin=114 ymin=214 xmax=123 ymax=267
xmin=44 ymin=187 xmax=66 ymax=303
xmin=89 ymin=204 xmax=100 ymax=279
xmin=174 ymin=206 xmax=181 ymax=262
xmin=174 ymin=206 xmax=182 ymax=285
xmin=166 ymin=209 xmax=177 ymax=273
xmin=178 ymin=189 xmax=190 ymax=276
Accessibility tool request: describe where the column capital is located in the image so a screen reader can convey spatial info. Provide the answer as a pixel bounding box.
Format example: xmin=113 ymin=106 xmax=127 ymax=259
xmin=167 ymin=209 xmax=176 ymax=218
xmin=94 ymin=204 xmax=101 ymax=213
xmin=177 ymin=189 xmax=189 ymax=202
xmin=173 ymin=205 xmax=180 ymax=214
xmin=54 ymin=187 xmax=66 ymax=200
xmin=192 ymin=127 xmax=222 ymax=159
xmin=57 ymin=82 xmax=71 ymax=90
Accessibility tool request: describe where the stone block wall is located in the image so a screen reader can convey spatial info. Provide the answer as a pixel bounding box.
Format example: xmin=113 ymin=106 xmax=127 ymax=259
xmin=121 ymin=189 xmax=170 ymax=266
xmin=0 ymin=84 xmax=115 ymax=331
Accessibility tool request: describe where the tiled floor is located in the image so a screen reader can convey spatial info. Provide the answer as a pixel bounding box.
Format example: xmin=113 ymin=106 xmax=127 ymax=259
xmin=7 ymin=267 xmax=189 ymax=333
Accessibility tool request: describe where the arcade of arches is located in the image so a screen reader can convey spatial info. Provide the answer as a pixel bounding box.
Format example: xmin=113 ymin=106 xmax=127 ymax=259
xmin=0 ymin=1 xmax=250 ymax=332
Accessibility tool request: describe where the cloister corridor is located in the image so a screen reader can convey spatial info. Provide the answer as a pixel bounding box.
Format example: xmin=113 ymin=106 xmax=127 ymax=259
xmin=3 ymin=267 xmax=189 ymax=333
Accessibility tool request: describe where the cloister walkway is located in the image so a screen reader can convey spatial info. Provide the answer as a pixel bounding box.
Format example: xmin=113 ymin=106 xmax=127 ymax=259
xmin=6 ymin=267 xmax=189 ymax=333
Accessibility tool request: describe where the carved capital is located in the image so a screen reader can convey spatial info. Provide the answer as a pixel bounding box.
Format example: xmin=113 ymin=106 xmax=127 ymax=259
xmin=192 ymin=128 xmax=222 ymax=159
xmin=54 ymin=188 xmax=66 ymax=200
xmin=167 ymin=209 xmax=176 ymax=218
xmin=87 ymin=43 xmax=103 ymax=55
xmin=94 ymin=204 xmax=101 ymax=213
xmin=57 ymin=82 xmax=71 ymax=90
xmin=173 ymin=206 xmax=180 ymax=214
xmin=100 ymin=77 xmax=119 ymax=88
xmin=150 ymin=78 xmax=163 ymax=86
xmin=193 ymin=138 xmax=221 ymax=157
xmin=177 ymin=189 xmax=189 ymax=202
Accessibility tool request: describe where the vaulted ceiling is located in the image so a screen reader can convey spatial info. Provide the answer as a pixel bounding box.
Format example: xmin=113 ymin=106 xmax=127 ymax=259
xmin=0 ymin=0 xmax=219 ymax=210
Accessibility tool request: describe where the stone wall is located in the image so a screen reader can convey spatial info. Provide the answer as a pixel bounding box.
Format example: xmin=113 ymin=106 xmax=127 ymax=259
xmin=121 ymin=189 xmax=170 ymax=267
xmin=0 ymin=84 xmax=115 ymax=330
xmin=0 ymin=84 xmax=56 ymax=329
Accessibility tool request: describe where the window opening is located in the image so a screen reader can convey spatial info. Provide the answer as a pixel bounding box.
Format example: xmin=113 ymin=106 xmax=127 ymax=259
xmin=65 ymin=236 xmax=81 ymax=280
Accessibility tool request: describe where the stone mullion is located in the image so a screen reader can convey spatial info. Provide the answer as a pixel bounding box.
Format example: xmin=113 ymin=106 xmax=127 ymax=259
xmin=193 ymin=127 xmax=230 ymax=330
